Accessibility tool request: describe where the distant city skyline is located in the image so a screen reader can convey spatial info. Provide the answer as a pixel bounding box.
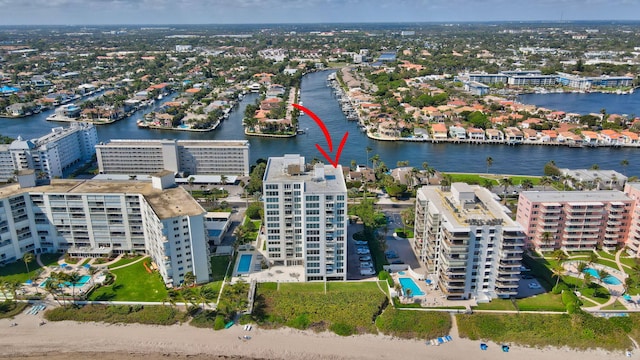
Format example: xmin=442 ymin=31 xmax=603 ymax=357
xmin=1 ymin=0 xmax=640 ymax=25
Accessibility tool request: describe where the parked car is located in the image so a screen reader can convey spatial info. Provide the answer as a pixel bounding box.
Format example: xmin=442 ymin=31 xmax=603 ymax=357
xmin=359 ymin=255 xmax=372 ymax=261
xmin=528 ymin=282 xmax=541 ymax=289
xmin=354 ymin=240 xmax=368 ymax=245
xmin=360 ymin=261 xmax=373 ymax=268
xmin=385 ymin=251 xmax=398 ymax=259
xmin=521 ymin=274 xmax=534 ymax=280
xmin=357 ymin=249 xmax=370 ymax=255
xmin=360 ymin=268 xmax=375 ymax=276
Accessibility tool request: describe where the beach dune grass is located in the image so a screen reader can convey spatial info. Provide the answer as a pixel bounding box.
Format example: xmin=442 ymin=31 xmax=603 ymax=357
xmin=45 ymin=304 xmax=186 ymax=325
xmin=88 ymin=261 xmax=168 ymax=302
xmin=375 ymin=308 xmax=451 ymax=339
xmin=456 ymin=312 xmax=634 ymax=351
xmin=254 ymin=281 xmax=388 ymax=335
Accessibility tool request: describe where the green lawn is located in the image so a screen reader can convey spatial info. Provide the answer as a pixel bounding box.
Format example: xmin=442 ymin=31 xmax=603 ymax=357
xmin=602 ymin=299 xmax=630 ymax=311
xmin=597 ymin=251 xmax=616 ymax=261
xmin=444 ymin=173 xmax=541 ymax=186
xmin=376 ymin=308 xmax=451 ymax=339
xmin=474 ymin=299 xmax=516 ymax=311
xmin=107 ymin=256 xmax=143 ymax=269
xmin=254 ymin=281 xmax=388 ymax=335
xmin=210 ymin=256 xmax=231 ymax=281
xmin=456 ymin=312 xmax=634 ymax=351
xmin=0 ymin=253 xmax=61 ymax=283
xmin=619 ymin=256 xmax=639 ymax=270
xmin=516 ymin=293 xmax=566 ymax=312
xmin=562 ymin=276 xmax=610 ymax=304
xmin=88 ymin=261 xmax=168 ymax=302
xmin=394 ymin=228 xmax=414 ymax=238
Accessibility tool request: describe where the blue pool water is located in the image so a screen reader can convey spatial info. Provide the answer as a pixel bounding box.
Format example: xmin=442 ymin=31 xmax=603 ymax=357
xmin=207 ymin=229 xmax=221 ymax=237
xmin=237 ymin=254 xmax=252 ymax=273
xmin=583 ymin=268 xmax=622 ymax=285
xmin=399 ymin=277 xmax=425 ymax=296
xmin=39 ymin=275 xmax=92 ymax=288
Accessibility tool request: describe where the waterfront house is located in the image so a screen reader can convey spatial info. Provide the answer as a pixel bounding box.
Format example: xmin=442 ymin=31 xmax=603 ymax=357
xmin=539 ymin=130 xmax=558 ymax=143
xmin=5 ymin=103 xmax=30 ymax=116
xmin=260 ymin=97 xmax=282 ymax=111
xmin=449 ymin=125 xmax=467 ymax=139
xmin=522 ymin=128 xmax=538 ymax=141
xmin=558 ymin=131 xmax=582 ymax=145
xmin=620 ymin=131 xmax=639 ymax=144
xmin=504 ymin=127 xmax=524 ymax=142
xmin=599 ymin=129 xmax=622 ymax=145
xmin=431 ymin=123 xmax=448 ymax=140
xmin=378 ymin=120 xmax=402 ymax=138
xmin=520 ymin=118 xmax=542 ymax=129
xmin=467 ymin=127 xmax=485 ymax=140
xmin=580 ymin=130 xmax=599 ymax=145
xmin=485 ymin=129 xmax=504 ymax=141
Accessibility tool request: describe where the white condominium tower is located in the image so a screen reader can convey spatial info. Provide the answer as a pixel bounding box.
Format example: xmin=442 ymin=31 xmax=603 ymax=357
xmin=0 ymin=171 xmax=210 ymax=287
xmin=96 ymin=139 xmax=250 ymax=176
xmin=0 ymin=123 xmax=98 ymax=182
xmin=263 ymin=155 xmax=347 ymax=281
xmin=414 ymin=183 xmax=525 ymax=301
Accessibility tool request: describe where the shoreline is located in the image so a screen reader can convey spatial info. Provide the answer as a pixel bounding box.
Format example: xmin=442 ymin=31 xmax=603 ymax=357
xmin=0 ymin=309 xmax=634 ymax=360
xmin=244 ymin=128 xmax=297 ymax=138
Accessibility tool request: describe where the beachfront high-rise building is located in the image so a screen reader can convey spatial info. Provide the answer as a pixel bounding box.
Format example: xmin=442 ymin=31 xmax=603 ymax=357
xmin=262 ymin=154 xmax=347 ymax=281
xmin=96 ymin=139 xmax=250 ymax=176
xmin=516 ymin=190 xmax=633 ymax=252
xmin=0 ymin=123 xmax=98 ymax=182
xmin=414 ymin=183 xmax=525 ymax=301
xmin=0 ymin=171 xmax=210 ymax=287
xmin=620 ymin=183 xmax=640 ymax=257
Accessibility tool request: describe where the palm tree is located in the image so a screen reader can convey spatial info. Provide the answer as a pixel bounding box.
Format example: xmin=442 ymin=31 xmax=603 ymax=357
xmin=576 ymin=262 xmax=587 ymax=278
xmin=44 ymin=277 xmax=62 ymax=306
xmin=551 ymin=249 xmax=568 ymax=263
xmin=187 ymin=176 xmax=195 ymax=195
xmin=422 ymin=162 xmax=435 ymax=185
xmin=220 ymin=174 xmax=228 ymax=186
xmin=67 ymin=271 xmax=82 ymax=303
xmin=183 ymin=271 xmax=196 ymax=288
xmin=5 ymin=280 xmax=21 ymax=302
xmin=193 ymin=286 xmax=216 ymax=309
xmin=521 ymin=179 xmax=534 ymax=191
xmin=486 ymin=156 xmax=493 ymax=174
xmin=234 ymin=225 xmax=248 ymax=244
xmin=22 ymin=252 xmax=34 ymax=273
xmin=540 ymin=176 xmax=553 ymax=191
xmin=440 ymin=174 xmax=452 ymax=191
xmin=590 ymin=164 xmax=600 ymax=170
xmin=597 ymin=269 xmax=610 ymax=283
xmin=482 ymin=179 xmax=494 ymax=191
xmin=164 ymin=289 xmax=180 ymax=308
xmin=498 ymin=177 xmax=513 ymax=203
xmin=541 ymin=231 xmax=553 ymax=250
xmin=583 ymin=272 xmax=593 ymax=289
xmin=624 ymin=277 xmax=634 ymax=295
xmin=365 ymin=146 xmax=372 ymax=167
xmin=551 ymin=264 xmax=565 ymax=288
xmin=88 ymin=266 xmax=99 ymax=287
xmin=371 ymin=154 xmax=380 ymax=170
xmin=621 ymin=159 xmax=629 ymax=176
xmin=587 ymin=252 xmax=599 ymax=266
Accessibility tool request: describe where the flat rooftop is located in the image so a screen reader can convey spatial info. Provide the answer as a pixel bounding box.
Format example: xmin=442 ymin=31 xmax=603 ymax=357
xmin=520 ymin=190 xmax=631 ymax=203
xmin=0 ymin=179 xmax=204 ymax=219
xmin=264 ymin=155 xmax=347 ymax=193
xmin=99 ymin=139 xmax=249 ymax=148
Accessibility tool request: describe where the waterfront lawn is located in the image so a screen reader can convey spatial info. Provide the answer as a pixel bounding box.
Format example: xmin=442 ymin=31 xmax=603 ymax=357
xmin=107 ymin=255 xmax=143 ymax=269
xmin=210 ymin=256 xmax=231 ymax=281
xmin=474 ymin=299 xmax=516 ymax=311
xmin=456 ymin=312 xmax=634 ymax=351
xmin=254 ymin=281 xmax=388 ymax=335
xmin=0 ymin=253 xmax=60 ymax=283
xmin=45 ymin=304 xmax=186 ymax=325
xmin=444 ymin=173 xmax=496 ymax=185
xmin=375 ymin=308 xmax=451 ymax=339
xmin=516 ymin=293 xmax=566 ymax=312
xmin=562 ymin=277 xmax=610 ymax=304
xmin=88 ymin=261 xmax=168 ymax=302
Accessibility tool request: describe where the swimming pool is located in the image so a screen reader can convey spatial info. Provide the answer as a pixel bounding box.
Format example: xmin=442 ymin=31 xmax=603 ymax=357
xmin=207 ymin=229 xmax=222 ymax=237
xmin=583 ymin=268 xmax=622 ymax=285
xmin=39 ymin=275 xmax=91 ymax=288
xmin=237 ymin=254 xmax=252 ymax=273
xmin=399 ymin=277 xmax=425 ymax=296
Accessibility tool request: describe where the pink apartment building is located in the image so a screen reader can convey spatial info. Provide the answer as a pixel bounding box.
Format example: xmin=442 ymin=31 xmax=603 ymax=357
xmin=516 ymin=190 xmax=633 ymax=252
xmin=625 ymin=183 xmax=640 ymax=257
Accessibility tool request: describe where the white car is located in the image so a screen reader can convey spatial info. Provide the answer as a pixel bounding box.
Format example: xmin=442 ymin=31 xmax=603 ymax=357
xmin=360 ymin=261 xmax=373 ymax=268
xmin=357 ymin=249 xmax=370 ymax=255
xmin=528 ymin=282 xmax=541 ymax=289
xmin=360 ymin=268 xmax=375 ymax=276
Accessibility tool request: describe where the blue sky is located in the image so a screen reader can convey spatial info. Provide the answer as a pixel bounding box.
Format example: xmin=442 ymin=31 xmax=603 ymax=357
xmin=1 ymin=0 xmax=640 ymax=25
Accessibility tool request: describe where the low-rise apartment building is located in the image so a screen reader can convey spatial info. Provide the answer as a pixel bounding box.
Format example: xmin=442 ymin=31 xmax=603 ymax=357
xmin=516 ymin=190 xmax=633 ymax=252
xmin=0 ymin=171 xmax=210 ymax=287
xmin=414 ymin=183 xmax=525 ymax=301
xmin=96 ymin=139 xmax=250 ymax=176
xmin=263 ymin=154 xmax=347 ymax=282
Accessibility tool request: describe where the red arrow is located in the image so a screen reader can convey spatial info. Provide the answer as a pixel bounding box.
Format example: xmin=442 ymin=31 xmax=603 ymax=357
xmin=292 ymin=103 xmax=348 ymax=168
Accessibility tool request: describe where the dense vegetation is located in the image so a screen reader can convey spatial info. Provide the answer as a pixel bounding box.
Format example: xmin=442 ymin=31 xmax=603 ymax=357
xmin=45 ymin=304 xmax=186 ymax=325
xmin=376 ymin=308 xmax=451 ymax=339
xmin=456 ymin=312 xmax=638 ymax=351
xmin=253 ymin=282 xmax=388 ymax=335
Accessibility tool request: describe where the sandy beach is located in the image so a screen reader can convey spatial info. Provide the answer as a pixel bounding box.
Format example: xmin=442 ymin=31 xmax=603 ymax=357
xmin=0 ymin=304 xmax=634 ymax=360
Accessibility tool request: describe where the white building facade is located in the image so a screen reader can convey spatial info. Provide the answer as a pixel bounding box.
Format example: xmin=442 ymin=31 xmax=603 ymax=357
xmin=96 ymin=139 xmax=250 ymax=176
xmin=0 ymin=172 xmax=210 ymax=287
xmin=414 ymin=183 xmax=525 ymax=301
xmin=263 ymin=155 xmax=347 ymax=281
xmin=0 ymin=123 xmax=97 ymax=182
